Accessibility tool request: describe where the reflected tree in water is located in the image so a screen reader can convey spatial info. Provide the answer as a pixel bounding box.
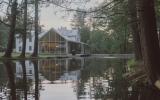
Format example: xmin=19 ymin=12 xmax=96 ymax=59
xmin=107 ymin=60 xmax=129 ymax=100
xmin=32 ymin=60 xmax=39 ymax=100
xmin=128 ymin=82 xmax=160 ymax=100
xmin=0 ymin=63 xmax=8 ymax=92
xmin=3 ymin=60 xmax=16 ymax=100
xmin=77 ymin=59 xmax=130 ymax=100
xmin=20 ymin=61 xmax=27 ymax=100
xmin=15 ymin=60 xmax=35 ymax=99
xmin=2 ymin=58 xmax=160 ymax=100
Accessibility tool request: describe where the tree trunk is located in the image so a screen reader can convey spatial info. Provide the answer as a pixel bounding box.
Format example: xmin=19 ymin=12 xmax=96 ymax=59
xmin=3 ymin=0 xmax=17 ymax=57
xmin=0 ymin=33 xmax=1 ymax=46
xmin=128 ymin=0 xmax=142 ymax=61
xmin=0 ymin=34 xmax=2 ymax=45
xmin=158 ymin=28 xmax=160 ymax=45
xmin=31 ymin=0 xmax=39 ymax=57
xmin=137 ymin=0 xmax=160 ymax=84
xmin=20 ymin=0 xmax=28 ymax=58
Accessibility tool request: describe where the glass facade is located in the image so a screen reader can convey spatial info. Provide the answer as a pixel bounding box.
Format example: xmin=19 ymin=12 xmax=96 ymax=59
xmin=39 ymin=29 xmax=83 ymax=54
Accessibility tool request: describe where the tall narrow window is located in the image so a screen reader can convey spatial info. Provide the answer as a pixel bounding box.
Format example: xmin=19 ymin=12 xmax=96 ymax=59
xmin=19 ymin=38 xmax=21 ymax=43
xmin=29 ymin=35 xmax=32 ymax=42
xmin=29 ymin=70 xmax=32 ymax=74
xmin=29 ymin=61 xmax=32 ymax=66
xmin=29 ymin=46 xmax=32 ymax=51
xmin=19 ymin=46 xmax=22 ymax=51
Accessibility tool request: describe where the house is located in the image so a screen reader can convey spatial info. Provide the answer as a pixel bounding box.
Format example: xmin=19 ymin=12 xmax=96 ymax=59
xmin=15 ymin=27 xmax=88 ymax=55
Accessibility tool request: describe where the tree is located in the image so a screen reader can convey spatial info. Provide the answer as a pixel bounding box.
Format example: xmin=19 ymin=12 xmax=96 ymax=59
xmin=3 ymin=0 xmax=18 ymax=57
xmin=0 ymin=31 xmax=1 ymax=45
xmin=88 ymin=30 xmax=108 ymax=53
xmin=20 ymin=0 xmax=28 ymax=57
xmin=128 ymin=0 xmax=142 ymax=60
xmin=92 ymin=0 xmax=133 ymax=54
xmin=31 ymin=0 xmax=39 ymax=57
xmin=137 ymin=0 xmax=160 ymax=84
xmin=0 ymin=22 xmax=9 ymax=48
xmin=155 ymin=0 xmax=160 ymax=44
xmin=79 ymin=26 xmax=90 ymax=43
xmin=71 ymin=9 xmax=90 ymax=43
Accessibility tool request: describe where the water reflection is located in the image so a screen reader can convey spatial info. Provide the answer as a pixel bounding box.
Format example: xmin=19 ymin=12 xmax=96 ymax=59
xmin=32 ymin=60 xmax=39 ymax=100
xmin=18 ymin=61 xmax=27 ymax=100
xmin=0 ymin=58 xmax=160 ymax=100
xmin=3 ymin=60 xmax=16 ymax=100
xmin=77 ymin=59 xmax=129 ymax=100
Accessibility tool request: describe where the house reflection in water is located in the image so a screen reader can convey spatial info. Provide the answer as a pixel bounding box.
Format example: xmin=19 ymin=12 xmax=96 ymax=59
xmin=39 ymin=59 xmax=83 ymax=82
xmin=15 ymin=58 xmax=84 ymax=82
xmin=16 ymin=61 xmax=36 ymax=81
xmin=0 ymin=63 xmax=8 ymax=99
xmin=14 ymin=59 xmax=84 ymax=100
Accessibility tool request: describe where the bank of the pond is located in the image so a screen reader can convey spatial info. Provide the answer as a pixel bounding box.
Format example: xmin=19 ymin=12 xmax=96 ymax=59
xmin=0 ymin=52 xmax=134 ymax=60
xmin=0 ymin=52 xmax=91 ymax=60
xmin=124 ymin=60 xmax=146 ymax=85
xmin=123 ymin=60 xmax=160 ymax=99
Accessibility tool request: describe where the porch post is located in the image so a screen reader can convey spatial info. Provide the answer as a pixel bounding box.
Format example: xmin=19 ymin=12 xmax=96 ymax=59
xmin=65 ymin=59 xmax=69 ymax=73
xmin=81 ymin=43 xmax=85 ymax=54
xmin=66 ymin=41 xmax=69 ymax=54
xmin=38 ymin=41 xmax=40 ymax=54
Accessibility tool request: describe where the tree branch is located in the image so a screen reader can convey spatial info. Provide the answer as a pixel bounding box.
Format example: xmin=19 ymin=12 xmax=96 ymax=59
xmin=0 ymin=19 xmax=10 ymax=27
xmin=40 ymin=0 xmax=124 ymax=14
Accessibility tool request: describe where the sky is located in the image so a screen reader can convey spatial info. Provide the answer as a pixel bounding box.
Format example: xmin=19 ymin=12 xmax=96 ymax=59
xmin=39 ymin=0 xmax=104 ymax=30
xmin=0 ymin=0 xmax=104 ymax=30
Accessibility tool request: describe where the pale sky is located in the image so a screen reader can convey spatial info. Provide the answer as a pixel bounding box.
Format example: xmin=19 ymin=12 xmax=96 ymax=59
xmin=0 ymin=0 xmax=104 ymax=30
xmin=39 ymin=0 xmax=104 ymax=30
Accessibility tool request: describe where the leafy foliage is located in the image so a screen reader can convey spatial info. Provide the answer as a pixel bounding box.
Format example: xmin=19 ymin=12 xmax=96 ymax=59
xmin=71 ymin=0 xmax=133 ymax=54
xmin=92 ymin=0 xmax=133 ymax=53
xmin=0 ymin=23 xmax=9 ymax=47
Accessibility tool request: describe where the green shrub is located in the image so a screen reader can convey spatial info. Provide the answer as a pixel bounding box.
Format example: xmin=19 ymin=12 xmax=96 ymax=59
xmin=127 ymin=59 xmax=137 ymax=69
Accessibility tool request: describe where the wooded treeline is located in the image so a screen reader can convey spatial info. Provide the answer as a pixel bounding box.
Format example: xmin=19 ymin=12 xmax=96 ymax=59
xmin=72 ymin=0 xmax=160 ymax=86
xmin=0 ymin=0 xmax=38 ymax=57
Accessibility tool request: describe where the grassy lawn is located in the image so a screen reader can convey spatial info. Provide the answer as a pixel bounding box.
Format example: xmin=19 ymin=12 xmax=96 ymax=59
xmin=0 ymin=52 xmax=31 ymax=57
xmin=0 ymin=52 xmax=69 ymax=60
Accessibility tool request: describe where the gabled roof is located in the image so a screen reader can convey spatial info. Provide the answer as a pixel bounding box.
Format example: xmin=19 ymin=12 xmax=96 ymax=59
xmin=16 ymin=27 xmax=87 ymax=45
xmin=56 ymin=27 xmax=80 ymax=42
xmin=39 ymin=30 xmax=48 ymax=39
xmin=39 ymin=27 xmax=84 ymax=44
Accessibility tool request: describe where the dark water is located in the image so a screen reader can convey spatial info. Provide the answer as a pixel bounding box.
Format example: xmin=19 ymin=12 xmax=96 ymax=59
xmin=0 ymin=58 xmax=160 ymax=100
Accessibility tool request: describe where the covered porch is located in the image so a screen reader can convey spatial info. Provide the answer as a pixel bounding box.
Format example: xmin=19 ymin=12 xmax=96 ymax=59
xmin=39 ymin=40 xmax=88 ymax=55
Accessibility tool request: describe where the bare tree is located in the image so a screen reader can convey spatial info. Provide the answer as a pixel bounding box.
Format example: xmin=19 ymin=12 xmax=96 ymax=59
xmin=3 ymin=0 xmax=18 ymax=57
xmin=31 ymin=0 xmax=39 ymax=57
xmin=128 ymin=0 xmax=142 ymax=60
xmin=20 ymin=0 xmax=28 ymax=58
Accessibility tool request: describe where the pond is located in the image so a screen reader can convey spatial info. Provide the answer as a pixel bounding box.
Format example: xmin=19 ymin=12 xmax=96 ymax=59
xmin=0 ymin=57 xmax=159 ymax=100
